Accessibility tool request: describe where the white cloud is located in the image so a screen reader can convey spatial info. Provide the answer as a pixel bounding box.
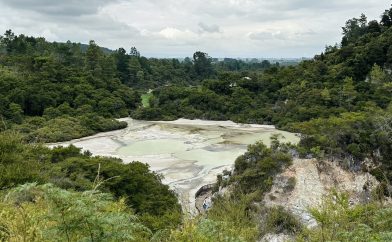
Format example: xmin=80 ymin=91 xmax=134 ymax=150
xmin=159 ymin=27 xmax=198 ymax=40
xmin=248 ymin=31 xmax=286 ymax=41
xmin=0 ymin=0 xmax=390 ymax=57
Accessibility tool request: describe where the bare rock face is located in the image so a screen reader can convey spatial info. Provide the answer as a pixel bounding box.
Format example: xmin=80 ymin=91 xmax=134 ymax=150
xmin=263 ymin=159 xmax=379 ymax=228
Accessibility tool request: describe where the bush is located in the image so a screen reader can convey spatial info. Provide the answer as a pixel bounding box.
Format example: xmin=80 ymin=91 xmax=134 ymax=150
xmin=0 ymin=183 xmax=151 ymax=241
xmin=298 ymin=191 xmax=392 ymax=242
xmin=0 ymin=134 xmax=182 ymax=233
xmin=232 ymin=142 xmax=292 ymax=194
xmin=0 ymin=132 xmax=44 ymax=189
xmin=168 ymin=193 xmax=259 ymax=242
xmin=14 ymin=114 xmax=128 ymax=143
xmin=262 ymin=206 xmax=302 ymax=235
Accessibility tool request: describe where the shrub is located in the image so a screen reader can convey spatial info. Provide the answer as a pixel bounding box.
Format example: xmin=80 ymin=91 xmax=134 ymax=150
xmin=262 ymin=206 xmax=302 ymax=235
xmin=284 ymin=177 xmax=297 ymax=192
xmin=0 ymin=183 xmax=151 ymax=241
xmin=298 ymin=191 xmax=392 ymax=242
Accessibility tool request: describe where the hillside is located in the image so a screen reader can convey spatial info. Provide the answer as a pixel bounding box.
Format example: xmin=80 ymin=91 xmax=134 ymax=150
xmin=0 ymin=3 xmax=392 ymax=242
xmin=135 ymin=8 xmax=392 ymax=186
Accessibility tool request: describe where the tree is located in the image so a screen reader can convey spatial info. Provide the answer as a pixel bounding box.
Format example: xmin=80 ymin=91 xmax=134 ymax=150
xmin=359 ymin=13 xmax=368 ymax=28
xmin=261 ymin=60 xmax=271 ymax=68
xmin=85 ymin=40 xmax=103 ymax=73
xmin=115 ymin=47 xmax=129 ymax=83
xmin=1 ymin=30 xmax=15 ymax=53
xmin=193 ymin=51 xmax=214 ymax=80
xmin=321 ymin=88 xmax=331 ymax=103
xmin=381 ymin=10 xmax=392 ymax=27
xmin=128 ymin=57 xmax=142 ymax=85
xmin=342 ymin=15 xmax=367 ymax=44
xmin=386 ymin=46 xmax=392 ymax=64
xmin=367 ymin=20 xmax=381 ymax=33
xmin=369 ymin=64 xmax=387 ymax=85
xmin=130 ymin=46 xmax=140 ymax=57
xmin=8 ymin=103 xmax=23 ymax=124
xmin=341 ymin=77 xmax=357 ymax=109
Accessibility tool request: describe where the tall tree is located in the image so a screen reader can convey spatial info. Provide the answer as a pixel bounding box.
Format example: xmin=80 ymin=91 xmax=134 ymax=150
xmin=130 ymin=46 xmax=140 ymax=57
xmin=193 ymin=51 xmax=214 ymax=80
xmin=381 ymin=9 xmax=392 ymax=27
xmin=85 ymin=40 xmax=103 ymax=72
xmin=114 ymin=48 xmax=129 ymax=84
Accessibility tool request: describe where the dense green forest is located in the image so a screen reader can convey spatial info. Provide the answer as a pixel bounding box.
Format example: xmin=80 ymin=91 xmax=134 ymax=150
xmin=0 ymin=31 xmax=275 ymax=142
xmin=1 ymin=3 xmax=392 ymax=242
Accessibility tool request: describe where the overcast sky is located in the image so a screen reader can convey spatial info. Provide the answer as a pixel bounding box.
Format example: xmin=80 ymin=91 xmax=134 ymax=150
xmin=0 ymin=0 xmax=390 ymax=58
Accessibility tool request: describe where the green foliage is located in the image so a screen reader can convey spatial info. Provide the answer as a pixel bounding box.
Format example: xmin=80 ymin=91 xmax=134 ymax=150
xmin=206 ymin=194 xmax=260 ymax=241
xmin=292 ymin=107 xmax=392 ymax=182
xmin=262 ymin=206 xmax=302 ymax=235
xmin=11 ymin=114 xmax=127 ymax=143
xmin=168 ymin=194 xmax=259 ymax=242
xmin=0 ymin=183 xmax=151 ymax=242
xmin=134 ymin=10 xmax=392 ymax=138
xmin=370 ymin=64 xmax=388 ymax=85
xmin=232 ymin=142 xmax=292 ymax=194
xmin=0 ymin=132 xmax=44 ymax=189
xmin=8 ymin=103 xmax=23 ymax=124
xmin=167 ymin=217 xmax=248 ymax=242
xmin=2 ymin=4 xmax=392 ymax=241
xmin=298 ymin=191 xmax=392 ymax=242
xmin=51 ymin=157 xmax=181 ymax=218
xmin=193 ymin=51 xmax=215 ymax=80
xmin=292 ymin=112 xmax=370 ymax=160
xmin=0 ymin=35 xmax=140 ymax=142
xmin=0 ymin=132 xmax=181 ymax=233
xmin=0 ymin=30 xmax=281 ymax=142
xmin=141 ymin=93 xmax=153 ymax=108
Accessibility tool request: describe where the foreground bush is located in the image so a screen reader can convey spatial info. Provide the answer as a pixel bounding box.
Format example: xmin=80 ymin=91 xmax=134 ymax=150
xmin=0 ymin=132 xmax=182 ymax=233
xmin=298 ymin=192 xmax=392 ymax=242
xmin=0 ymin=183 xmax=151 ymax=242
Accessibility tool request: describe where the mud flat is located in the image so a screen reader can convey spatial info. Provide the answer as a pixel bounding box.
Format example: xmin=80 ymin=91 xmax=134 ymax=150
xmin=50 ymin=118 xmax=299 ymax=211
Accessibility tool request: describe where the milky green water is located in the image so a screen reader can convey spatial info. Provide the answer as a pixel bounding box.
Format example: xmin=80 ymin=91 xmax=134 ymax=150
xmin=175 ymin=148 xmax=245 ymax=166
xmin=118 ymin=139 xmax=191 ymax=156
xmin=52 ymin=119 xmax=300 ymax=210
xmin=112 ymin=121 xmax=300 ymax=167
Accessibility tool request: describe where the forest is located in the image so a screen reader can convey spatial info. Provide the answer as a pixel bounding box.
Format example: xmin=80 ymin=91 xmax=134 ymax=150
xmin=0 ymin=3 xmax=392 ymax=242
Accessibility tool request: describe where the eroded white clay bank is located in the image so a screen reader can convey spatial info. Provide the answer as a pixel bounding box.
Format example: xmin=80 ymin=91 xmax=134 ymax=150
xmin=50 ymin=118 xmax=299 ymax=210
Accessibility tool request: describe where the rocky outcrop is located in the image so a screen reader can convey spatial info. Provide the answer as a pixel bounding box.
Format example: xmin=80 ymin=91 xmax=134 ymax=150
xmin=195 ymin=184 xmax=215 ymax=213
xmin=263 ymin=159 xmax=379 ymax=228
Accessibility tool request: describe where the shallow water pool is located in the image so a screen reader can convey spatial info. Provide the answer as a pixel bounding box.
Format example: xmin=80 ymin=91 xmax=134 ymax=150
xmin=51 ymin=118 xmax=299 ymax=210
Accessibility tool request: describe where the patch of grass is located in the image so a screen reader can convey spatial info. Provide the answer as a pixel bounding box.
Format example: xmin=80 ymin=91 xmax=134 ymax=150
xmin=262 ymin=206 xmax=303 ymax=235
xmin=141 ymin=93 xmax=153 ymax=108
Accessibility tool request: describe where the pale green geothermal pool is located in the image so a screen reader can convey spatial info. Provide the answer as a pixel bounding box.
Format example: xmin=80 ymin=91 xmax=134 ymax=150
xmin=51 ymin=118 xmax=299 ymax=210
